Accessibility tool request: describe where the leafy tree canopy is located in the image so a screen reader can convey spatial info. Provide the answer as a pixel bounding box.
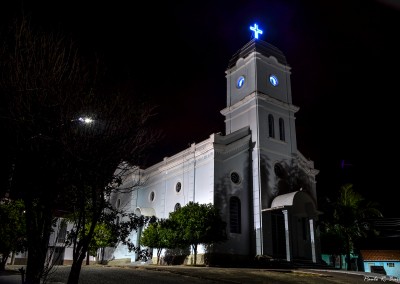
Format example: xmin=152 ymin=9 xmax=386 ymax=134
xmin=140 ymin=218 xmax=178 ymax=264
xmin=0 ymin=199 xmax=27 ymax=270
xmin=168 ymin=202 xmax=227 ymax=265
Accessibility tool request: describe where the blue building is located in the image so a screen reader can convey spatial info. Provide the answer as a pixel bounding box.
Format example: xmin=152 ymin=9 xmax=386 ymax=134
xmin=360 ymin=250 xmax=400 ymax=279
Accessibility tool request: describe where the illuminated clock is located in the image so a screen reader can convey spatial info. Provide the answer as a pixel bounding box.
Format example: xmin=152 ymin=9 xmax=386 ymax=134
xmin=269 ymin=75 xmax=279 ymax=87
xmin=237 ymin=76 xmax=245 ymax=88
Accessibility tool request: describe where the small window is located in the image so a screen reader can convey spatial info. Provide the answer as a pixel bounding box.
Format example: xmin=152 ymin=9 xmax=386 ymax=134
xmin=149 ymin=191 xmax=155 ymax=202
xmin=387 ymin=263 xmax=395 ymax=267
xmin=268 ymin=114 xmax=275 ymax=138
xmin=230 ymin=172 xmax=241 ymax=184
xmin=279 ymin=118 xmax=285 ymax=141
xmin=117 ymin=199 xmax=121 ymax=209
xmin=174 ymin=203 xmax=181 ymax=211
xmin=176 ymin=182 xmax=181 ymax=193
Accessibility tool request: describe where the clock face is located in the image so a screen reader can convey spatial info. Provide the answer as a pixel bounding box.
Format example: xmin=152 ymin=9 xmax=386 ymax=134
xmin=269 ymin=75 xmax=279 ymax=87
xmin=237 ymin=76 xmax=245 ymax=88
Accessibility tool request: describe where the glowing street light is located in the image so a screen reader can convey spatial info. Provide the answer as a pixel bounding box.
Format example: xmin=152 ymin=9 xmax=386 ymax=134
xmin=77 ymin=117 xmax=94 ymax=124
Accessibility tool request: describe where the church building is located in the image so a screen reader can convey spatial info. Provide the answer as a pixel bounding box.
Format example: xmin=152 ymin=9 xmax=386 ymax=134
xmin=110 ymin=24 xmax=322 ymax=265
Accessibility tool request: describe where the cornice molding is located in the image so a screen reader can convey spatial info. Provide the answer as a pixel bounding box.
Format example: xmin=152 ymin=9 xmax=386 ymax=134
xmin=221 ymin=92 xmax=299 ymax=116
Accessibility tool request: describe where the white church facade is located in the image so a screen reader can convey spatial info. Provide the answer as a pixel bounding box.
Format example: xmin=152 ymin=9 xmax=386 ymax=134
xmin=110 ymin=25 xmax=322 ymax=265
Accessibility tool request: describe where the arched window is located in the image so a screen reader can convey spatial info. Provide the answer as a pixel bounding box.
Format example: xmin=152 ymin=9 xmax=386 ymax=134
xmin=268 ymin=114 xmax=275 ymax=138
xmin=229 ymin=197 xmax=241 ymax=234
xmin=279 ymin=118 xmax=285 ymax=141
xmin=174 ymin=203 xmax=181 ymax=211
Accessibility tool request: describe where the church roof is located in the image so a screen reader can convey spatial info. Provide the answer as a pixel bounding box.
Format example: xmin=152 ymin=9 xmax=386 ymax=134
xmin=227 ymin=39 xmax=288 ymax=68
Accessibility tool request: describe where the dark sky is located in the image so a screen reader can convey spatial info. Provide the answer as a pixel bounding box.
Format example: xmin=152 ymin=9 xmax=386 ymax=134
xmin=2 ymin=0 xmax=400 ymax=217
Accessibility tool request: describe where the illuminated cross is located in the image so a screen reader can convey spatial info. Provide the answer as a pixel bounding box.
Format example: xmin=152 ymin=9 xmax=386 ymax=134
xmin=250 ymin=23 xmax=263 ymax=39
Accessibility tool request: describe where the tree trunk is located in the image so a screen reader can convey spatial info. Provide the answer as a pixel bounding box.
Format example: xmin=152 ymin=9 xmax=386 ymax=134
xmin=67 ymin=239 xmax=90 ymax=284
xmin=67 ymin=253 xmax=86 ymax=284
xmin=193 ymin=244 xmax=198 ymax=266
xmin=68 ymin=227 xmax=94 ymax=283
xmin=101 ymin=247 xmax=105 ymax=263
xmin=0 ymin=252 xmax=9 ymax=271
xmin=11 ymin=251 xmax=15 ymax=265
xmin=25 ymin=200 xmax=53 ymax=284
xmin=346 ymin=236 xmax=351 ymax=271
xmin=157 ymin=248 xmax=162 ymax=265
xmin=86 ymin=251 xmax=89 ymax=265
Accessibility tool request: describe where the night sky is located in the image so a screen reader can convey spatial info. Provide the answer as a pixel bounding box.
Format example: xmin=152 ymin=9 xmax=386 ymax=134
xmin=2 ymin=0 xmax=400 ymax=217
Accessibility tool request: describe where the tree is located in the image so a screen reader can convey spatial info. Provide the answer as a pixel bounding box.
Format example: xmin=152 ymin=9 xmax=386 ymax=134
xmin=168 ymin=202 xmax=227 ymax=265
xmin=86 ymin=222 xmax=115 ymax=264
xmin=320 ymin=184 xmax=383 ymax=270
xmin=140 ymin=219 xmax=178 ymax=265
xmin=0 ymin=15 xmax=159 ymax=284
xmin=68 ymin=207 xmax=153 ymax=265
xmin=0 ymin=15 xmax=102 ymax=283
xmin=67 ymin=197 xmax=155 ymax=264
xmin=65 ymin=181 xmax=155 ymax=284
xmin=0 ymin=199 xmax=27 ymax=270
xmin=319 ymin=225 xmax=346 ymax=268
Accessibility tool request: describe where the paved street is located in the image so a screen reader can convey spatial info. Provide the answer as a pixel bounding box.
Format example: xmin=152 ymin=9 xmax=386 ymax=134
xmin=1 ymin=264 xmax=399 ymax=284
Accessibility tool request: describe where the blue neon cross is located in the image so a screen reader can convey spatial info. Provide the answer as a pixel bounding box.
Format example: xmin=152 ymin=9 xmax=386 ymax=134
xmin=250 ymin=24 xmax=263 ymax=39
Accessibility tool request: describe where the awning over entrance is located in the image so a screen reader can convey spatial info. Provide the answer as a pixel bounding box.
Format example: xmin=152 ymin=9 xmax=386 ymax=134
xmin=267 ymin=190 xmax=321 ymax=217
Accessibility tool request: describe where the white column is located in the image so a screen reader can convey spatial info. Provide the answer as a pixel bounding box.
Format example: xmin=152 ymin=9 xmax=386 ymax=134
xmin=283 ymin=209 xmax=291 ymax=262
xmin=252 ymin=150 xmax=262 ymax=255
xmin=309 ymin=219 xmax=316 ymax=263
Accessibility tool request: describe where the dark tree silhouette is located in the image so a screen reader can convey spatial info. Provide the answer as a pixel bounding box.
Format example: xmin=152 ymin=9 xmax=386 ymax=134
xmin=0 ymin=15 xmax=159 ymax=284
xmin=320 ymin=184 xmax=383 ymax=270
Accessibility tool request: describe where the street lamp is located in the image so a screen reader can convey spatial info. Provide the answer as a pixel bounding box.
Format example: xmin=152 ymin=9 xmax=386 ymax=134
xmin=77 ymin=117 xmax=94 ymax=124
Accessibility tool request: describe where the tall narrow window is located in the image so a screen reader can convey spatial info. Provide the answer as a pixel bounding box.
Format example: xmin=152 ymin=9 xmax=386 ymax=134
xmin=279 ymin=118 xmax=285 ymax=141
xmin=230 ymin=197 xmax=241 ymax=234
xmin=268 ymin=114 xmax=275 ymax=138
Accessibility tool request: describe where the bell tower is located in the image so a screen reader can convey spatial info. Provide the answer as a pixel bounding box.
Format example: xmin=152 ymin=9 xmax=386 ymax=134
xmin=221 ymin=24 xmax=301 ymax=255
